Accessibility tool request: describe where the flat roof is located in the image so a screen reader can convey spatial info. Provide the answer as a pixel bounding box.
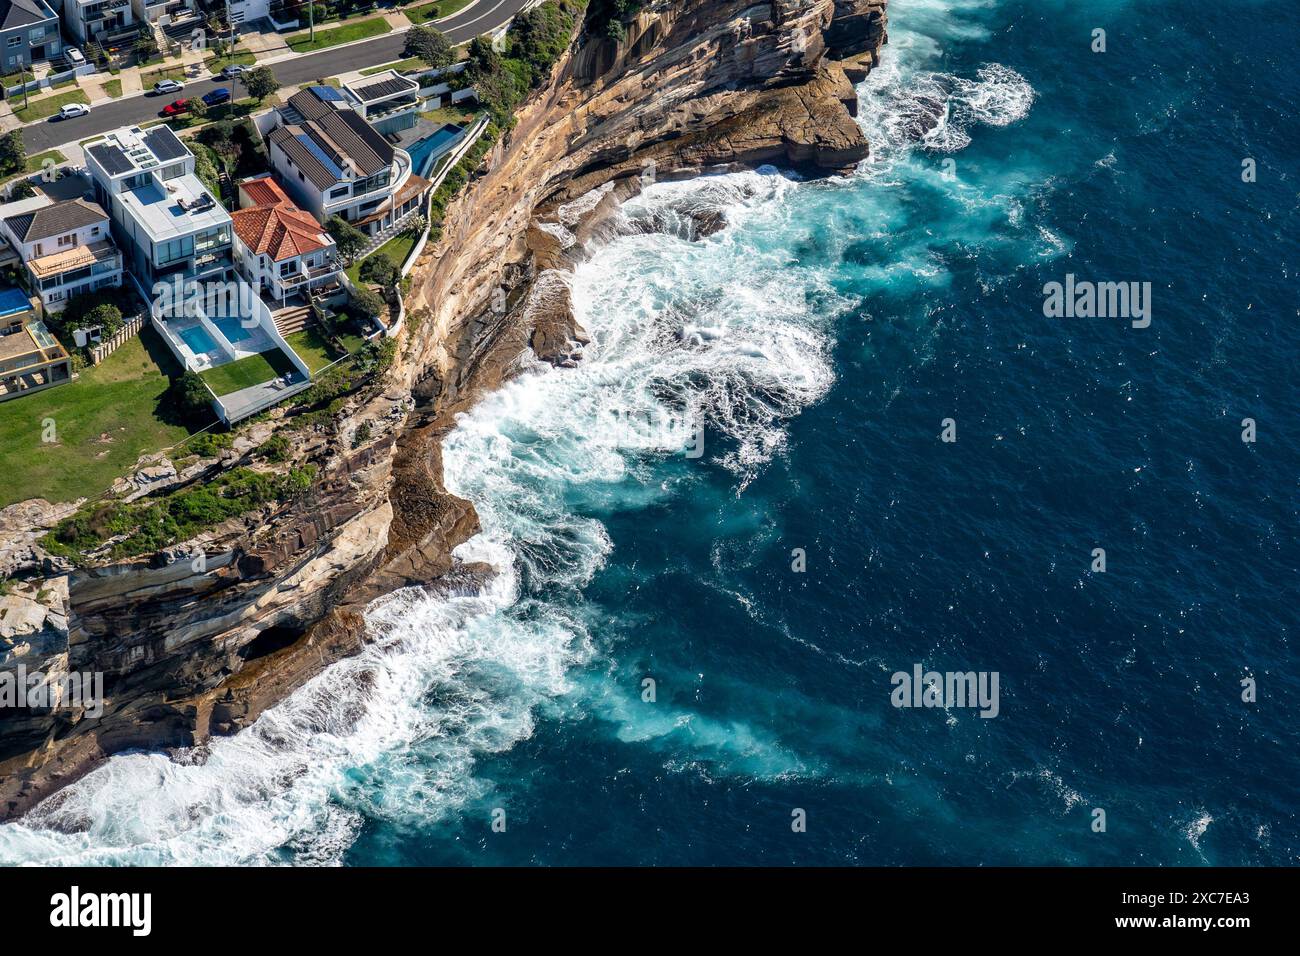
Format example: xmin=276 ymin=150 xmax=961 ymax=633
xmin=119 ymin=174 xmax=231 ymax=242
xmin=85 ymin=125 xmax=192 ymax=179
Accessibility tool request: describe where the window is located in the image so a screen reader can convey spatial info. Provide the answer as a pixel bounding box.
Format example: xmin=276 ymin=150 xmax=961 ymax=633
xmin=329 ymin=185 xmax=349 ymax=200
xmin=57 ymin=235 xmax=77 ymax=248
xmin=278 ymin=260 xmax=297 ymax=277
xmin=7 ymin=38 xmax=19 ymax=49
xmin=33 ymin=243 xmax=42 ymax=256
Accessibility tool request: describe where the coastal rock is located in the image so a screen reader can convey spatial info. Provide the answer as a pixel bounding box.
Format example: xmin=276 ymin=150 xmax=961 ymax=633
xmin=0 ymin=0 xmax=890 ymax=820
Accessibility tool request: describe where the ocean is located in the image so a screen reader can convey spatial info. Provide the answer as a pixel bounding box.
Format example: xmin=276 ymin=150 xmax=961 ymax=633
xmin=2 ymin=0 xmax=1295 ymax=865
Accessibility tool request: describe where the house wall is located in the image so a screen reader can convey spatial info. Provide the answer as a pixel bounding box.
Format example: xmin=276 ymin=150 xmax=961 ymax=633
xmin=19 ymin=219 xmax=110 ymax=262
xmin=0 ymin=16 xmax=62 ymax=71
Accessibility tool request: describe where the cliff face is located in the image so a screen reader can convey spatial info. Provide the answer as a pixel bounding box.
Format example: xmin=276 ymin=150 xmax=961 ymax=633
xmin=0 ymin=0 xmax=887 ymax=820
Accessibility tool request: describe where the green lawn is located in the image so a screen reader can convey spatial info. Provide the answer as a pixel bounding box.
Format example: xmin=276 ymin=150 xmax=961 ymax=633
xmin=140 ymin=66 xmax=188 ymax=87
xmin=25 ymin=149 xmax=65 ymax=172
xmin=420 ymin=106 xmax=477 ymax=126
xmin=347 ymin=231 xmax=418 ymax=283
xmin=104 ymin=78 xmax=122 ymax=98
xmin=284 ymin=328 xmax=343 ymax=374
xmin=406 ymin=0 xmax=477 ymax=24
xmin=200 ymin=349 xmax=298 ymax=397
xmin=286 ymin=18 xmax=391 ymax=53
xmin=205 ymin=49 xmax=258 ymax=72
xmin=0 ymin=148 xmax=66 ymax=185
xmin=0 ymin=329 xmax=196 ymax=508
xmin=12 ymin=88 xmax=90 ymax=124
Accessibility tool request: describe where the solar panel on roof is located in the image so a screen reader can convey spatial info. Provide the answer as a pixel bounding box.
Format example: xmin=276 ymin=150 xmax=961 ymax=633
xmin=296 ymin=134 xmax=344 ymax=180
xmin=87 ymin=142 xmax=133 ymax=176
xmin=144 ymin=126 xmax=189 ymax=162
xmin=356 ymin=78 xmax=413 ymax=102
xmin=310 ymin=85 xmax=345 ymax=102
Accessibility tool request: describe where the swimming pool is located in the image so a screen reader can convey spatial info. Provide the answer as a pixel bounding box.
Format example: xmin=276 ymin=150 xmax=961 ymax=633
xmin=178 ymin=325 xmax=218 ymax=355
xmin=408 ymin=124 xmax=463 ymax=177
xmin=212 ymin=314 xmax=257 ymax=345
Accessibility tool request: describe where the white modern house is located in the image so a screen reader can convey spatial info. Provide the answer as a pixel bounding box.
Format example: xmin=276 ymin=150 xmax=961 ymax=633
xmin=0 ymin=193 xmax=122 ymax=312
xmin=231 ymin=174 xmax=342 ymax=305
xmin=60 ymin=0 xmax=134 ymax=47
xmin=84 ymin=124 xmax=312 ymax=424
xmin=84 ymin=124 xmax=236 ymax=287
xmin=266 ymin=86 xmax=430 ymax=237
xmin=340 ymin=69 xmax=423 ymax=137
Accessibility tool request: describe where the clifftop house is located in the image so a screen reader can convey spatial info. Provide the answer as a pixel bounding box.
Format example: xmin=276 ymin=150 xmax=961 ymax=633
xmin=266 ymin=86 xmax=430 ymax=237
xmin=231 ymin=174 xmax=342 ymax=306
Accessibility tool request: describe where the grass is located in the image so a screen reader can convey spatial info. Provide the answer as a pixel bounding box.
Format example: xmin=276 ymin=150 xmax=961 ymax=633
xmin=420 ymin=106 xmax=476 ymax=126
xmin=11 ymin=88 xmax=90 ymax=124
xmin=361 ymin=57 xmax=425 ymax=76
xmin=346 ymin=231 xmax=418 ymax=283
xmin=160 ymin=97 xmax=261 ymax=131
xmin=286 ymin=18 xmax=391 ymax=53
xmin=0 ymin=329 xmax=196 ymax=508
xmin=104 ymin=78 xmax=122 ymax=98
xmin=200 ymin=349 xmax=298 ymax=397
xmin=205 ymin=49 xmax=258 ymax=72
xmin=284 ymin=328 xmax=343 ymax=375
xmin=406 ymin=0 xmax=477 ymax=24
xmin=0 ymin=148 xmax=66 ymax=185
xmin=141 ymin=66 xmax=188 ymax=87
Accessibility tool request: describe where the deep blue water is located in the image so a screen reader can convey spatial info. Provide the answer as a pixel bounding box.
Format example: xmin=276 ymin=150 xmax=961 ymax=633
xmin=2 ymin=0 xmax=1294 ymax=865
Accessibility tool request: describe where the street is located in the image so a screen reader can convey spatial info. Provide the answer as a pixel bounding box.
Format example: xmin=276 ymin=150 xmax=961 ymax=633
xmin=19 ymin=0 xmax=531 ymax=153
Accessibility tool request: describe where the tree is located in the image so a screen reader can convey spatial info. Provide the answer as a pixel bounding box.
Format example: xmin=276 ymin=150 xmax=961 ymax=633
xmin=349 ymin=286 xmax=385 ymax=319
xmin=187 ymin=95 xmax=208 ymax=123
xmin=9 ymin=179 xmax=35 ymax=200
xmin=406 ymin=212 xmax=428 ymax=237
xmin=359 ymin=252 xmax=399 ymax=290
xmin=327 ymin=216 xmax=368 ymax=264
xmin=0 ymin=130 xmax=24 ymax=176
xmin=243 ymin=65 xmax=279 ymax=103
xmin=464 ymin=35 xmax=501 ymax=77
xmin=403 ymin=24 xmax=454 ymax=70
xmin=166 ymin=372 xmax=215 ymax=426
xmin=80 ymin=303 xmax=124 ymax=336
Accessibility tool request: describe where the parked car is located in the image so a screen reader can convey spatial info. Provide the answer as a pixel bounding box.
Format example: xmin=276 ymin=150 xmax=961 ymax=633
xmin=201 ymin=87 xmax=232 ymax=107
xmin=161 ymin=99 xmax=191 ymax=117
xmin=66 ymin=48 xmax=86 ymax=66
xmin=153 ymin=79 xmax=184 ymax=95
xmin=219 ymin=65 xmax=247 ymax=79
xmin=58 ymin=103 xmax=91 ymax=120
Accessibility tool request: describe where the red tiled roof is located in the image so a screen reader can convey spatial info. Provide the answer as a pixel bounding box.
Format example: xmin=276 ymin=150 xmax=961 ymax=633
xmin=232 ymin=176 xmax=332 ymax=262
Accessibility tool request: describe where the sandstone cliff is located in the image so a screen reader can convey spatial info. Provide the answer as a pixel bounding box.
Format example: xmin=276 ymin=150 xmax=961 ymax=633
xmin=0 ymin=0 xmax=887 ymax=820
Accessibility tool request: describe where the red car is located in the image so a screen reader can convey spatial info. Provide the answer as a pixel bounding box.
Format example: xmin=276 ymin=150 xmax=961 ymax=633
xmin=161 ymin=99 xmax=191 ymax=117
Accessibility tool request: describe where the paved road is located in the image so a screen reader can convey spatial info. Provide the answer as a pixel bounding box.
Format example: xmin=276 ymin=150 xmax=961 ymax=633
xmin=20 ymin=0 xmax=530 ymax=153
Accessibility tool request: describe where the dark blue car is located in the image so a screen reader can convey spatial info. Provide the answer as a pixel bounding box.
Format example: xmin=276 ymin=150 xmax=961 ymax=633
xmin=202 ymin=87 xmax=232 ymax=107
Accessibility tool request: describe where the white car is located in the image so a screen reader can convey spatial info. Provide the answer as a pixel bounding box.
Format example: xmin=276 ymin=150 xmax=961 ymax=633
xmin=66 ymin=47 xmax=86 ymax=66
xmin=220 ymin=65 xmax=247 ymax=79
xmin=154 ymin=79 xmax=184 ymax=95
xmin=58 ymin=103 xmax=91 ymax=119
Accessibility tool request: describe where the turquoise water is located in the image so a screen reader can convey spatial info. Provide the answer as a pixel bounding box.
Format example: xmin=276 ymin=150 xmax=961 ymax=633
xmin=211 ymin=314 xmax=256 ymax=345
xmin=1 ymin=0 xmax=1294 ymax=865
xmin=408 ymin=124 xmax=464 ymax=177
xmin=177 ymin=324 xmax=218 ymax=355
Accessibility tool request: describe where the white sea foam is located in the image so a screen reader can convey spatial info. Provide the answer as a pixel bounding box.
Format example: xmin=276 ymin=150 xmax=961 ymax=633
xmin=0 ymin=168 xmax=845 ymax=864
xmin=0 ymin=1 xmax=1053 ymax=865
